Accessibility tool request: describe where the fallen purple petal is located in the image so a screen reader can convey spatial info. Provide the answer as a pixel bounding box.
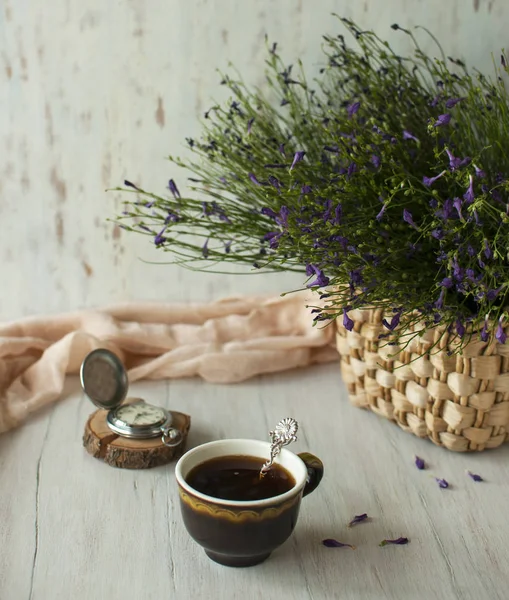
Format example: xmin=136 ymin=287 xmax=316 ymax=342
xmin=467 ymin=471 xmax=483 ymax=482
xmin=415 ymin=456 xmax=425 ymax=470
xmin=435 ymin=478 xmax=449 ymax=489
xmin=379 ymin=537 xmax=409 ymax=547
xmin=322 ymin=539 xmax=356 ymax=549
xmin=348 ymin=513 xmax=369 ymax=527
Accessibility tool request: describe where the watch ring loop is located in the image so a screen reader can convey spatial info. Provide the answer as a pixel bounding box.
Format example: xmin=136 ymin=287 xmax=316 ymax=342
xmin=162 ymin=427 xmax=183 ymax=448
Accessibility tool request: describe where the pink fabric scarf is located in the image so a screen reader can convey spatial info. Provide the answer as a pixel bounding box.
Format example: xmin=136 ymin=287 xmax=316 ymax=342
xmin=0 ymin=292 xmax=337 ymax=433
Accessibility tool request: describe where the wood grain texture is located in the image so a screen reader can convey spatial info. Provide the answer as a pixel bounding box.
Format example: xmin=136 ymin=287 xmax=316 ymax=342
xmin=2 ymin=1 xmax=509 ymax=599
xmin=3 ymin=371 xmax=509 ymax=600
xmin=83 ymin=408 xmax=190 ymax=469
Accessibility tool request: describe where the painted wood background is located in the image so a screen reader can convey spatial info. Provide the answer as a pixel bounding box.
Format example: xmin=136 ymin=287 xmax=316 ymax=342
xmin=2 ymin=1 xmax=509 ymax=599
xmin=1 ymin=0 xmax=508 ymax=319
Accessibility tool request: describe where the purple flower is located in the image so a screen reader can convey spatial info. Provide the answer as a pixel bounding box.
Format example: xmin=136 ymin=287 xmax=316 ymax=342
xmin=496 ymin=318 xmax=507 ymax=344
xmin=343 ymin=309 xmax=354 ymax=331
xmin=264 ymin=231 xmax=282 ymax=249
xmin=480 ymin=318 xmax=490 ymax=342
xmin=247 ymin=117 xmax=254 ymax=134
xmin=441 ymin=277 xmax=453 ymax=289
xmin=379 ymin=537 xmax=409 ymax=547
xmin=487 ymin=287 xmax=502 ymax=301
xmin=435 ymin=478 xmax=449 ymax=489
xmin=446 ymin=149 xmax=471 ymax=170
xmin=279 ymin=143 xmax=286 ymax=157
xmin=276 ymin=206 xmax=290 ymax=228
xmin=348 ymin=513 xmax=369 ymax=527
xmin=124 ymin=180 xmax=141 ymax=190
xmin=249 ymin=173 xmax=263 ymax=186
xmin=202 ymin=239 xmax=209 ymax=258
xmin=423 ymin=170 xmax=446 ymax=187
xmin=434 ymin=113 xmax=452 ymax=127
xmin=445 ymin=97 xmax=464 ymax=108
xmin=333 ymin=203 xmax=342 ymax=226
xmin=261 ymin=207 xmax=278 ymax=219
xmin=403 ymin=209 xmax=418 ymax=229
xmin=415 ymin=456 xmax=425 ymax=470
xmin=464 ymin=175 xmax=475 ymax=204
xmin=290 ymin=151 xmax=306 ymax=171
xmin=403 ymin=130 xmax=419 ymax=142
xmin=347 ymin=162 xmax=357 ymax=178
xmin=299 ymin=185 xmax=312 ymax=201
xmin=376 ymin=203 xmax=387 ymax=222
xmin=474 ymin=165 xmax=486 ymax=178
xmin=382 ymin=312 xmax=401 ymax=331
xmin=371 ymin=154 xmax=381 ymax=168
xmin=435 ymin=289 xmax=446 ymax=310
xmin=268 ymin=175 xmax=281 ymax=191
xmin=154 ymin=227 xmax=167 ymax=246
xmin=165 ymin=210 xmax=179 ymax=223
xmin=224 ymin=240 xmax=232 ymax=254
xmin=430 ymin=94 xmax=442 ymax=107
xmin=306 ymin=265 xmax=329 ymax=288
xmin=453 ymin=197 xmax=463 ymax=219
xmin=322 ymin=539 xmax=355 ymax=549
xmin=467 ymin=471 xmax=483 ymax=482
xmin=168 ymin=179 xmax=181 ymax=199
xmin=484 ymin=240 xmax=493 ymax=260
xmin=456 ymin=319 xmax=465 ymax=338
xmin=347 ymin=101 xmax=360 ymax=117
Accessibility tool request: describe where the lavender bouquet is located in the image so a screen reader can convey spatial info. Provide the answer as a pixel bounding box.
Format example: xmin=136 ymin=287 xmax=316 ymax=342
xmin=114 ymin=17 xmax=509 ymax=355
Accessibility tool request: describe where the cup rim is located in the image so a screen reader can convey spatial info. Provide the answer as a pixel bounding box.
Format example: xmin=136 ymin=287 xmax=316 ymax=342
xmin=175 ymin=438 xmax=308 ymax=507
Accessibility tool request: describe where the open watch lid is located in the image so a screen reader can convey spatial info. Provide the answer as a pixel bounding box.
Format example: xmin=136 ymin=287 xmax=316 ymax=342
xmin=80 ymin=348 xmax=129 ymax=410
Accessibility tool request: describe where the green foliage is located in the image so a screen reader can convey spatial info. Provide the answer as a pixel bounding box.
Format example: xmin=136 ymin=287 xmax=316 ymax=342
xmin=114 ymin=17 xmax=509 ymax=351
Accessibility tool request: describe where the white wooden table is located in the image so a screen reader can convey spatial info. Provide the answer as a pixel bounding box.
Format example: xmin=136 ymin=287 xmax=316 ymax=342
xmin=2 ymin=359 xmax=509 ymax=600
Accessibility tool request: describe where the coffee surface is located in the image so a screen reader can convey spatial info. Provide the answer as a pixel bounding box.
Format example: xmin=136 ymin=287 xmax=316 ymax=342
xmin=186 ymin=454 xmax=296 ymax=501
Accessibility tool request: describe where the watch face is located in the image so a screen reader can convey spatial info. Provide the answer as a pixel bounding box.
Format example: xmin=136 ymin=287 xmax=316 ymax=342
xmin=114 ymin=403 xmax=166 ymax=427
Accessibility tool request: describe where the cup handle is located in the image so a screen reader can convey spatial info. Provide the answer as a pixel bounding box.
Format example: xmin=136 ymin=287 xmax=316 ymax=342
xmin=297 ymin=452 xmax=324 ymax=497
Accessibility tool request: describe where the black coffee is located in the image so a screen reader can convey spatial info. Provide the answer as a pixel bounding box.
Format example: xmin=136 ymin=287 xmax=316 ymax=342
xmin=186 ymin=455 xmax=296 ymax=501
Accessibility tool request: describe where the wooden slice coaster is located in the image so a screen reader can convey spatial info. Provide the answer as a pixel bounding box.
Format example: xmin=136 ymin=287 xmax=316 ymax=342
xmin=83 ymin=408 xmax=191 ymax=469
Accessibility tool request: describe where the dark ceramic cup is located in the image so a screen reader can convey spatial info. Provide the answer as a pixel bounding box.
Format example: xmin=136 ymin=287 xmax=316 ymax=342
xmin=175 ymin=439 xmax=323 ymax=567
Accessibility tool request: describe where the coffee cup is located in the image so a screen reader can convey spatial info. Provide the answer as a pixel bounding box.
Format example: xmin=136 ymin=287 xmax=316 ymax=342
xmin=175 ymin=438 xmax=323 ymax=567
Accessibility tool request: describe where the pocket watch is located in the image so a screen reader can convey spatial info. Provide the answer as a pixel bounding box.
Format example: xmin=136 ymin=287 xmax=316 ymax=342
xmin=80 ymin=348 xmax=183 ymax=447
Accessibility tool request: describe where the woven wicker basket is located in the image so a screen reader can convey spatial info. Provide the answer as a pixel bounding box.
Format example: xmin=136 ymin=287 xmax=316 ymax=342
xmin=336 ymin=307 xmax=509 ymax=452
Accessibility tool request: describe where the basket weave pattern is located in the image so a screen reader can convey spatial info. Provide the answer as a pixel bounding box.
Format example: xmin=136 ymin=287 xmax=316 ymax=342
xmin=336 ymin=307 xmax=509 ymax=452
